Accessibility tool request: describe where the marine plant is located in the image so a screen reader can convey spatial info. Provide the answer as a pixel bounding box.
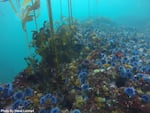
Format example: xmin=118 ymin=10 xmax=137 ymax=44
xmin=3 ymin=17 xmax=150 ymax=112
xmin=20 ymin=0 xmax=40 ymax=31
xmin=21 ymin=20 xmax=84 ymax=94
xmin=3 ymin=0 xmax=40 ymax=31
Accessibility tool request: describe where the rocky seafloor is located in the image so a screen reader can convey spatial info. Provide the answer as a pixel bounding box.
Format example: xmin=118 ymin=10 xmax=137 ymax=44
xmin=0 ymin=18 xmax=150 ymax=113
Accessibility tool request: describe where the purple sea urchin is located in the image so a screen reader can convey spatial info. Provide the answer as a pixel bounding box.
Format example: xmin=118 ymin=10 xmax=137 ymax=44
xmin=124 ymin=87 xmax=136 ymax=97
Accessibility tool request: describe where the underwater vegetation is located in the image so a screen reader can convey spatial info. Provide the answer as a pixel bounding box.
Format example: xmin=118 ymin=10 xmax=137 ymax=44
xmin=0 ymin=17 xmax=150 ymax=113
xmin=1 ymin=0 xmax=40 ymax=31
xmin=21 ymin=0 xmax=40 ymax=31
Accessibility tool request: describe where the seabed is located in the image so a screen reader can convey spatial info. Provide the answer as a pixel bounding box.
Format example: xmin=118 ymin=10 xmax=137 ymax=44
xmin=0 ymin=17 xmax=150 ymax=113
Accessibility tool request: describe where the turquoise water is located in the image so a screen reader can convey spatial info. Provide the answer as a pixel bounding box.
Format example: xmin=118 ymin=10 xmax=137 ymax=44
xmin=0 ymin=0 xmax=150 ymax=83
xmin=0 ymin=0 xmax=150 ymax=112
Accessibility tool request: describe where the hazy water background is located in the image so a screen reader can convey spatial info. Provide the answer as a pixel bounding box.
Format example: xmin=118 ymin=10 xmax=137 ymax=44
xmin=0 ymin=0 xmax=150 ymax=83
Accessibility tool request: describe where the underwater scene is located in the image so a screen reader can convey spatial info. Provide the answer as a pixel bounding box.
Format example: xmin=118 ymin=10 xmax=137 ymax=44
xmin=0 ymin=0 xmax=150 ymax=113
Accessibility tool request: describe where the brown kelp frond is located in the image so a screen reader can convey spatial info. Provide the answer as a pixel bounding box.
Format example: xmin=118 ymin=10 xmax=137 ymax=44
xmin=28 ymin=0 xmax=40 ymax=11
xmin=21 ymin=0 xmax=40 ymax=31
xmin=22 ymin=15 xmax=33 ymax=31
xmin=8 ymin=0 xmax=17 ymax=14
xmin=22 ymin=0 xmax=32 ymax=8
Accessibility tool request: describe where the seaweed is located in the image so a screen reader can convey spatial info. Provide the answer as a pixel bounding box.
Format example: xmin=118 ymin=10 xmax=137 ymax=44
xmin=23 ymin=22 xmax=84 ymax=92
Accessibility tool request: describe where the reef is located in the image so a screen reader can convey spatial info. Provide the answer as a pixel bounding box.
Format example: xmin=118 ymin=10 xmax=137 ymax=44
xmin=0 ymin=17 xmax=150 ymax=113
